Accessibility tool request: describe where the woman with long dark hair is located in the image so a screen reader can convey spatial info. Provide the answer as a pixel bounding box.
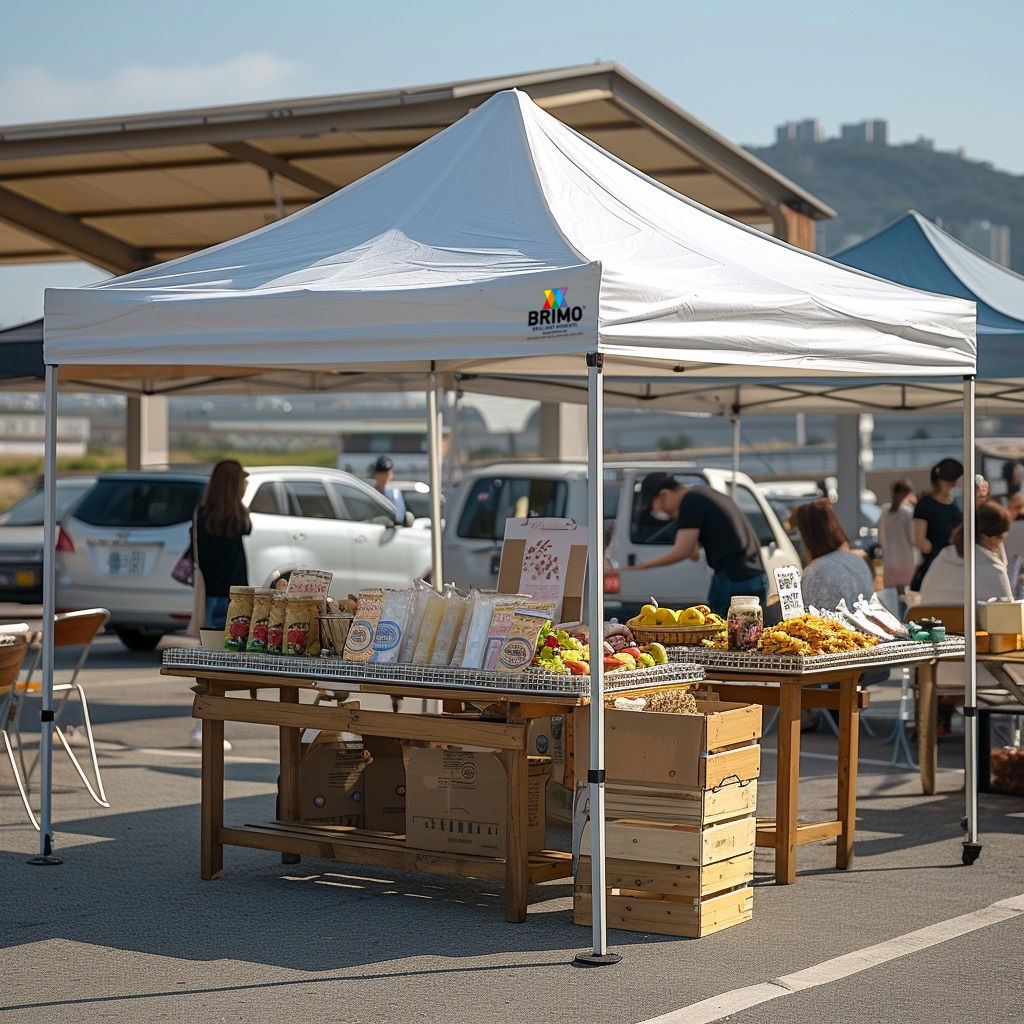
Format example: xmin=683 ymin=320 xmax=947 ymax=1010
xmin=195 ymin=459 xmax=252 ymax=629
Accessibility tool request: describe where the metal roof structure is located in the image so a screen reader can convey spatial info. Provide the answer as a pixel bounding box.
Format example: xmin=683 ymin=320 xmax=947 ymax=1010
xmin=0 ymin=63 xmax=833 ymax=274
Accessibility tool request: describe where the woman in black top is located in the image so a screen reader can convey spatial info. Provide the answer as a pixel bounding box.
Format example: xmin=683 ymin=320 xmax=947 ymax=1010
xmin=195 ymin=459 xmax=252 ymax=629
xmin=910 ymin=457 xmax=963 ymax=592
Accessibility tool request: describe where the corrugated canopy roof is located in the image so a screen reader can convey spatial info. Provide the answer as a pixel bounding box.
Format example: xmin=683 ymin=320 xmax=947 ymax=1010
xmin=0 ymin=63 xmax=833 ymax=274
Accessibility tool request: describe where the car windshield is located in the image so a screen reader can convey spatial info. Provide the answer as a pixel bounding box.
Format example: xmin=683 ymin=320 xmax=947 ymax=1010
xmin=0 ymin=480 xmax=94 ymax=526
xmin=72 ymin=479 xmax=206 ymax=528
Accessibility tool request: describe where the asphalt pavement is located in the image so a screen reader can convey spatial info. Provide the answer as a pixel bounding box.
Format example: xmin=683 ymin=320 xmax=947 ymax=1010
xmin=2 ymin=612 xmax=1023 ymax=1024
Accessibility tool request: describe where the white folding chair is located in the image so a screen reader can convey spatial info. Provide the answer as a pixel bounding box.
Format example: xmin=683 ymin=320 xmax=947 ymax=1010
xmin=6 ymin=608 xmax=111 ymax=828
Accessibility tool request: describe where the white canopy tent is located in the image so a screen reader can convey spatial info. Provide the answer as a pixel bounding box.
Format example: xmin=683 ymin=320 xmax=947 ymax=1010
xmin=42 ymin=89 xmax=978 ymax=957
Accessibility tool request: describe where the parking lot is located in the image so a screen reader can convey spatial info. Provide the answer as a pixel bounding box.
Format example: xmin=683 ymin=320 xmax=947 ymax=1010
xmin=2 ymin=610 xmax=1023 ymax=1024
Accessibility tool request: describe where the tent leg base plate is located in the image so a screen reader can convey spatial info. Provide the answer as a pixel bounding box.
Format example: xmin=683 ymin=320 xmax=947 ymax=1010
xmin=961 ymin=842 xmax=982 ymax=866
xmin=574 ymin=952 xmax=622 ymax=967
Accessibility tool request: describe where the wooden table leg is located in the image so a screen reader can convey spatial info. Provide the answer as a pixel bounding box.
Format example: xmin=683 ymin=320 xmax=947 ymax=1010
xmin=916 ymin=663 xmax=937 ymax=795
xmin=836 ymin=673 xmax=859 ymax=870
xmin=504 ymin=703 xmax=529 ymax=923
xmin=279 ymin=686 xmax=302 ymax=865
xmin=774 ymin=682 xmax=802 ymax=884
xmin=199 ymin=681 xmax=224 ymax=880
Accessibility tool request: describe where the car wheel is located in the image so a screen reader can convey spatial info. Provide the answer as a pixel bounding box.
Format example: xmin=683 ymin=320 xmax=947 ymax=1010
xmin=116 ymin=628 xmax=162 ymax=651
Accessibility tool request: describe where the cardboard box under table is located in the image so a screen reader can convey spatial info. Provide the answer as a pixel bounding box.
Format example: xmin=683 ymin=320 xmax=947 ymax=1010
xmin=572 ymin=700 xmax=761 ymax=937
xmin=404 ymin=747 xmax=553 ymax=857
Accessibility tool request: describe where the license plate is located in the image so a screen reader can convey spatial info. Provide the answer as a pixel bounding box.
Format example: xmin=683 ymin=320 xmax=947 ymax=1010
xmin=0 ymin=570 xmax=36 ymax=587
xmin=107 ymin=549 xmax=146 ymax=575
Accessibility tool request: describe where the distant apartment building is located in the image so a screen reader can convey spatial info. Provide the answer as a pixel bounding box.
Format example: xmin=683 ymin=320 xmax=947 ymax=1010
xmin=839 ymin=119 xmax=888 ymax=144
xmin=958 ymin=220 xmax=1012 ymax=268
xmin=776 ymin=119 xmax=823 ymax=144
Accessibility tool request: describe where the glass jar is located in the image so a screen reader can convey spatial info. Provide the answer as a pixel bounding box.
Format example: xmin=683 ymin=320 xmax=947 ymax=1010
xmin=727 ymin=595 xmax=762 ymax=652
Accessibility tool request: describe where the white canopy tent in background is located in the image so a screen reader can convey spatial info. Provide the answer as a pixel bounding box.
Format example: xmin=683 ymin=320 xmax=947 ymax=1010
xmin=42 ymin=89 xmax=978 ymax=959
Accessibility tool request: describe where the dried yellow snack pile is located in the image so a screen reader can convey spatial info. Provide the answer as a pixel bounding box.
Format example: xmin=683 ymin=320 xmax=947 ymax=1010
xmin=702 ymin=613 xmax=880 ymax=656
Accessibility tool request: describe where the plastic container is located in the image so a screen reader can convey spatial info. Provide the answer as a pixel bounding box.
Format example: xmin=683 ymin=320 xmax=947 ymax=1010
xmin=727 ymin=595 xmax=762 ymax=652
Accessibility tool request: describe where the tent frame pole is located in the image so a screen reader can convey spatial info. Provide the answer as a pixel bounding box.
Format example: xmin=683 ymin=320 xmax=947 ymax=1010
xmin=29 ymin=364 xmax=62 ymax=865
xmin=575 ymin=352 xmax=620 ymax=967
xmin=962 ymin=375 xmax=981 ymax=864
xmin=426 ymin=371 xmax=444 ymax=588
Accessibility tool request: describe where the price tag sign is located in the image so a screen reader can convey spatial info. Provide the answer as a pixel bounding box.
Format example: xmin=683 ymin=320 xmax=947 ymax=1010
xmin=774 ymin=564 xmax=805 ymax=620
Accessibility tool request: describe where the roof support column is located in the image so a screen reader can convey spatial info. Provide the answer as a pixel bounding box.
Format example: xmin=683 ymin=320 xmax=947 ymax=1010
xmin=125 ymin=395 xmax=168 ymax=470
xmin=537 ymin=402 xmax=587 ymax=460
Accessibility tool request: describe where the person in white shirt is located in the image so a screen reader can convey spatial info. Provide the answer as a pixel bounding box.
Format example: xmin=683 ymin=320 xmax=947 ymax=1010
xmin=918 ymin=500 xmax=1012 ymax=604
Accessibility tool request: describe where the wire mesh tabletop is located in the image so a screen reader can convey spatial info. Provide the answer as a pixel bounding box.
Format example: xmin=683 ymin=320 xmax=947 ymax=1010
xmin=163 ymin=647 xmax=706 ymax=698
xmin=667 ymin=637 xmax=966 ymax=675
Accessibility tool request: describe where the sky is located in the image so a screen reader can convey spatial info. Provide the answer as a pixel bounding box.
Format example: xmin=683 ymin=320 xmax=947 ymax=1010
xmin=1 ymin=0 xmax=1021 ymax=333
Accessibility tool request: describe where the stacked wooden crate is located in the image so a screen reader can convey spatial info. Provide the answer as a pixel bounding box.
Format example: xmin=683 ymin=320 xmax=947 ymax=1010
xmin=573 ymin=699 xmax=761 ymax=938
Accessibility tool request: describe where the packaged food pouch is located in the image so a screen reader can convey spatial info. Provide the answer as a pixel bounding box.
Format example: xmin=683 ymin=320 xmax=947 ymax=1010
xmin=224 ymin=586 xmax=256 ymax=651
xmin=461 ymin=592 xmax=530 ymax=669
xmin=371 ymin=588 xmax=413 ymax=663
xmin=397 ymin=579 xmax=434 ymax=663
xmin=344 ymin=588 xmax=385 ymax=662
xmin=265 ymin=592 xmax=289 ymax=655
xmin=429 ymin=585 xmax=468 ymax=666
xmin=284 ymin=596 xmax=325 ymax=656
xmin=450 ymin=588 xmax=492 ymax=668
xmin=411 ymin=585 xmax=448 ymax=664
xmin=497 ymin=609 xmax=551 ymax=673
xmin=245 ymin=587 xmax=276 ymax=653
xmin=484 ymin=600 xmax=556 ymax=671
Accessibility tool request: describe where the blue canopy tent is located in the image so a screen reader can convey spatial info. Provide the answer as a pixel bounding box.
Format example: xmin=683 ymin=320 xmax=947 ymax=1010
xmin=832 ymin=211 xmax=1024 ymax=382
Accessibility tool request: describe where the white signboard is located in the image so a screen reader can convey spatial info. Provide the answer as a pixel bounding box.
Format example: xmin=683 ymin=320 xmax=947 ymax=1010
xmin=773 ymin=564 xmax=805 ymax=620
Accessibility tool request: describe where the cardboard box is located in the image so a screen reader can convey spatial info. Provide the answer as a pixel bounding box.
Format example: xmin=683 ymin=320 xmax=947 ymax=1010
xmin=529 ymin=714 xmax=572 ymax=825
xmin=573 ymin=700 xmax=762 ymax=791
xmin=988 ymin=633 xmax=1023 ymax=654
xmin=978 ymin=601 xmax=1024 ymax=635
xmin=362 ymin=737 xmax=407 ymax=833
xmin=299 ymin=732 xmax=366 ymax=825
xmin=404 ymin=747 xmax=552 ymax=857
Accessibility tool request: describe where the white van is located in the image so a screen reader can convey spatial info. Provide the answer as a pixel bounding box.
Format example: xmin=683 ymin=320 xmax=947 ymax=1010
xmin=442 ymin=461 xmax=800 ymax=617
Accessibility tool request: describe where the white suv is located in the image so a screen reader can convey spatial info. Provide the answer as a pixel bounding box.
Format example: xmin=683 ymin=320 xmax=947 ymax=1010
xmin=57 ymin=466 xmax=433 ymax=649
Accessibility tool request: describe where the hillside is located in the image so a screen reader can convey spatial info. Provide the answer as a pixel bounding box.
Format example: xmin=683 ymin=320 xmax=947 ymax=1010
xmin=745 ymin=140 xmax=1024 ymax=273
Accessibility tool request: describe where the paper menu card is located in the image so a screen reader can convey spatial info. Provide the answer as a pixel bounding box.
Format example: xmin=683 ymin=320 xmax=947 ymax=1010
xmin=497 ymin=518 xmax=588 ymax=623
xmin=773 ymin=564 xmax=805 ymax=620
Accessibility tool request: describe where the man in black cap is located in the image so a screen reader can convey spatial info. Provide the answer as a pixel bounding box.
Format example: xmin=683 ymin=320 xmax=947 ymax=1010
xmin=620 ymin=472 xmax=767 ymax=617
xmin=371 ymin=456 xmax=407 ymax=520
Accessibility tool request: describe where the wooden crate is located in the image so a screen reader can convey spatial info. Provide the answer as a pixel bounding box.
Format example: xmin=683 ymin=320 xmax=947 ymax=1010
xmin=574 ymin=879 xmax=753 ymax=938
xmin=573 ymin=700 xmax=762 ymax=791
xmin=580 ymin=815 xmax=755 ymax=866
xmin=603 ymin=779 xmax=758 ymax=826
xmin=576 ymin=851 xmax=753 ymax=899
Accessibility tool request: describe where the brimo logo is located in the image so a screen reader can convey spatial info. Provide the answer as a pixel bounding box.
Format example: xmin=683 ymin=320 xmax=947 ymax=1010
xmin=528 ymin=287 xmax=584 ymax=326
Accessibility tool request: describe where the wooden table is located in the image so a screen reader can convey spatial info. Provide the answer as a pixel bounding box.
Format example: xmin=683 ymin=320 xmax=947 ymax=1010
xmin=162 ymin=665 xmax=588 ymax=923
xmin=915 ymin=649 xmax=1024 ymax=795
xmin=162 ymin=658 xmax=704 ymax=923
xmin=687 ymin=643 xmax=963 ymax=884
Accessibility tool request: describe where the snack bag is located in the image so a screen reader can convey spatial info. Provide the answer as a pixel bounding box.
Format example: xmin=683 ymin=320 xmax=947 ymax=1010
xmin=224 ymin=586 xmax=255 ymax=652
xmin=245 ymin=588 xmax=276 ymax=653
xmin=284 ymin=596 xmax=325 ymax=656
xmin=265 ymin=592 xmax=289 ymax=654
xmin=344 ymin=588 xmax=385 ymax=662
xmin=371 ymin=588 xmax=413 ymax=663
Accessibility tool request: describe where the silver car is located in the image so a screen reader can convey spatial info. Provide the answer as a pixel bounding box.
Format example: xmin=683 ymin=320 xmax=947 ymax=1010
xmin=57 ymin=466 xmax=434 ymax=649
xmin=0 ymin=475 xmax=96 ymax=603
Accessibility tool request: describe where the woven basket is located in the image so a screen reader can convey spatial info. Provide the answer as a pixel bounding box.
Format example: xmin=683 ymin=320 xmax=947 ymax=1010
xmin=625 ymin=617 xmax=725 ymax=646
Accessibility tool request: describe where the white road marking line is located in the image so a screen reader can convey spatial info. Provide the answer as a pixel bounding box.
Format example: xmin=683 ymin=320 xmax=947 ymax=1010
xmin=638 ymin=893 xmax=1024 ymax=1024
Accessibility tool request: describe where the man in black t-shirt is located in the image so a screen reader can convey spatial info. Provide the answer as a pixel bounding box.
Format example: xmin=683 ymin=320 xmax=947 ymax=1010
xmin=620 ymin=472 xmax=767 ymax=617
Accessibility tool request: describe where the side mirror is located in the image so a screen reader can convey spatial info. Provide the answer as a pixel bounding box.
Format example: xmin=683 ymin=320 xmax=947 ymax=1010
xmin=404 ymin=511 xmax=416 ymax=528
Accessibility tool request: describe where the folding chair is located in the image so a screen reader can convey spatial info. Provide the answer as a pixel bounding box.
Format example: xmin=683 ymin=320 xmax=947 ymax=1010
xmin=6 ymin=608 xmax=111 ymax=828
xmin=0 ymin=633 xmax=34 ymax=824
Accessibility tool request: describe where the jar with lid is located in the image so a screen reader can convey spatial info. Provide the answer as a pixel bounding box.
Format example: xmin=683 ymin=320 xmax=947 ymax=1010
xmin=727 ymin=596 xmax=762 ymax=652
